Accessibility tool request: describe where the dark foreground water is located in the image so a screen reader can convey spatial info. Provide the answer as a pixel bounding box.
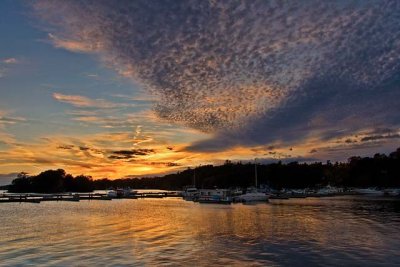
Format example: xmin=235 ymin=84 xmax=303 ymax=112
xmin=0 ymin=196 xmax=400 ymax=266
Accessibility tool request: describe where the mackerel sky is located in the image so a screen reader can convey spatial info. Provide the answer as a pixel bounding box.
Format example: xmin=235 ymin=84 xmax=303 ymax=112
xmin=1 ymin=0 xmax=400 ymax=183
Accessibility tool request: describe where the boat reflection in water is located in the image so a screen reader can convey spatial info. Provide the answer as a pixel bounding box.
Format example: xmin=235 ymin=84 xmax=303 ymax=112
xmin=1 ymin=196 xmax=400 ymax=266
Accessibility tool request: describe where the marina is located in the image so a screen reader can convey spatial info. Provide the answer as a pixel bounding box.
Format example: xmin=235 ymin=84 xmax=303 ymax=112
xmin=1 ymin=186 xmax=399 ymax=204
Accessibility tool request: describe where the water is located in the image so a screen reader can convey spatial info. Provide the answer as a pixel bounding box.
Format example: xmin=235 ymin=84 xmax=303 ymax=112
xmin=0 ymin=196 xmax=399 ymax=266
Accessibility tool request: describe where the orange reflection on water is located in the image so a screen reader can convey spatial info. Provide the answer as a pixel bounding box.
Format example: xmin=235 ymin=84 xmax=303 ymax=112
xmin=0 ymin=197 xmax=399 ymax=265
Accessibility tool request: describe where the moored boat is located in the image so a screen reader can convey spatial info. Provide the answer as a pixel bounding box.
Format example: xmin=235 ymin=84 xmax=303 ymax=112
xmin=107 ymin=188 xmax=135 ymax=198
xmin=234 ymin=190 xmax=269 ymax=202
xmin=198 ymin=189 xmax=232 ymax=204
xmin=182 ymin=186 xmax=198 ymax=201
xmin=107 ymin=190 xmax=118 ymax=198
xmin=234 ymin=159 xmax=269 ymax=202
xmin=354 ymin=188 xmax=384 ymax=196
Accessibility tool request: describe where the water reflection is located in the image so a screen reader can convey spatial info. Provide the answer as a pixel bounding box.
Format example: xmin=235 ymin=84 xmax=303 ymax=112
xmin=0 ymin=196 xmax=399 ymax=266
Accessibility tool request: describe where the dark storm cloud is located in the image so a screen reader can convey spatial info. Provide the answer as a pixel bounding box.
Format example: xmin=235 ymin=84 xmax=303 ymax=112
xmin=34 ymin=1 xmax=400 ymax=150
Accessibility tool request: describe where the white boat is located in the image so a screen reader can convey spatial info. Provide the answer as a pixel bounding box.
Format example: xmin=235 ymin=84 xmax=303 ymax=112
xmin=182 ymin=186 xmax=198 ymax=200
xmin=198 ymin=189 xmax=232 ymax=204
xmin=231 ymin=188 xmax=244 ymax=196
xmin=354 ymin=188 xmax=384 ymax=195
xmin=107 ymin=190 xmax=117 ymax=198
xmin=107 ymin=188 xmax=134 ymax=198
xmin=182 ymin=167 xmax=199 ymax=200
xmin=316 ymin=185 xmax=343 ymax=195
xmin=383 ymin=189 xmax=400 ymax=196
xmin=234 ymin=159 xmax=269 ymax=202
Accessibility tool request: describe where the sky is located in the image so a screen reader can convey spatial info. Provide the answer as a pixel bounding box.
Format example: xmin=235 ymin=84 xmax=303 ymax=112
xmin=1 ymin=0 xmax=400 ymax=183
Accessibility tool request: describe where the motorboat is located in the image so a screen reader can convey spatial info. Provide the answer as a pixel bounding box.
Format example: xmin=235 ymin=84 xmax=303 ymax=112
xmin=383 ymin=188 xmax=400 ymax=196
xmin=107 ymin=190 xmax=118 ymax=198
xmin=316 ymin=185 xmax=342 ymax=196
xmin=107 ymin=188 xmax=134 ymax=198
xmin=354 ymin=188 xmax=384 ymax=196
xmin=182 ymin=186 xmax=198 ymax=201
xmin=198 ymin=189 xmax=232 ymax=204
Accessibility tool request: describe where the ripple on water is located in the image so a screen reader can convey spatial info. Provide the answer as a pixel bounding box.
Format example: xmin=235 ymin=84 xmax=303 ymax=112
xmin=0 ymin=197 xmax=400 ymax=266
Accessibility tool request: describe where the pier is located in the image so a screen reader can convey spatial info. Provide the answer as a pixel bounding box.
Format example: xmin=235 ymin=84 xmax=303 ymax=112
xmin=0 ymin=191 xmax=182 ymax=204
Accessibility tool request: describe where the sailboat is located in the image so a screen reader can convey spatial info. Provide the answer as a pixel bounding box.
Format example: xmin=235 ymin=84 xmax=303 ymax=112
xmin=234 ymin=159 xmax=269 ymax=202
xmin=182 ymin=167 xmax=198 ymax=201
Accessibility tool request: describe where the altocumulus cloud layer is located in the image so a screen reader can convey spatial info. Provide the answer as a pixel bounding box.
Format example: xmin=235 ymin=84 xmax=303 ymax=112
xmin=33 ymin=0 xmax=400 ymax=151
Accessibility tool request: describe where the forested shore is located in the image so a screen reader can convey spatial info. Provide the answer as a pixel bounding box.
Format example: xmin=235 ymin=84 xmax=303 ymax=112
xmin=3 ymin=147 xmax=400 ymax=193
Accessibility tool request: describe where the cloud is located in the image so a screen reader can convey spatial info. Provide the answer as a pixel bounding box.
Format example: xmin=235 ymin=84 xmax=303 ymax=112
xmin=0 ymin=57 xmax=19 ymax=78
xmin=57 ymin=144 xmax=74 ymax=150
xmin=53 ymin=92 xmax=130 ymax=108
xmin=0 ymin=116 xmax=26 ymax=125
xmin=0 ymin=111 xmax=27 ymax=128
xmin=2 ymin=58 xmax=18 ymax=64
xmin=109 ymin=148 xmax=155 ymax=159
xmin=360 ymin=134 xmax=400 ymax=142
xmin=34 ymin=1 xmax=400 ymax=151
xmin=48 ymin=33 xmax=99 ymax=53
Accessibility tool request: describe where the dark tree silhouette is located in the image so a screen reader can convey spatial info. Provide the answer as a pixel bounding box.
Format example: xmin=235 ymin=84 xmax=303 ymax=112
xmin=7 ymin=147 xmax=400 ymax=192
xmin=8 ymin=170 xmax=93 ymax=193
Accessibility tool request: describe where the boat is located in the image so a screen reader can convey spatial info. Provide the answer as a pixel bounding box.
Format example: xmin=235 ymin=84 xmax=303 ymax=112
xmin=354 ymin=188 xmax=384 ymax=196
xmin=383 ymin=188 xmax=400 ymax=196
xmin=314 ymin=185 xmax=342 ymax=196
xmin=231 ymin=187 xmax=244 ymax=196
xmin=107 ymin=188 xmax=134 ymax=198
xmin=234 ymin=190 xmax=269 ymax=202
xmin=182 ymin=167 xmax=200 ymax=201
xmin=198 ymin=189 xmax=232 ymax=204
xmin=234 ymin=159 xmax=269 ymax=202
xmin=107 ymin=190 xmax=118 ymax=198
xmin=182 ymin=186 xmax=198 ymax=201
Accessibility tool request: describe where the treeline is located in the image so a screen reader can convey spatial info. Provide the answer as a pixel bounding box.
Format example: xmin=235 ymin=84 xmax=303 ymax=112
xmin=93 ymin=147 xmax=400 ymax=190
xmin=6 ymin=147 xmax=400 ymax=193
xmin=8 ymin=169 xmax=93 ymax=193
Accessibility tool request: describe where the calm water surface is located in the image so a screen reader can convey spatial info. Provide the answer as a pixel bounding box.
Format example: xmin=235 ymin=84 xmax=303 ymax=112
xmin=0 ymin=196 xmax=399 ymax=266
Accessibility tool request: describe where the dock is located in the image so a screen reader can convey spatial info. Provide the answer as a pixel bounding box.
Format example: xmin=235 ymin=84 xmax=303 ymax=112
xmin=0 ymin=191 xmax=182 ymax=204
